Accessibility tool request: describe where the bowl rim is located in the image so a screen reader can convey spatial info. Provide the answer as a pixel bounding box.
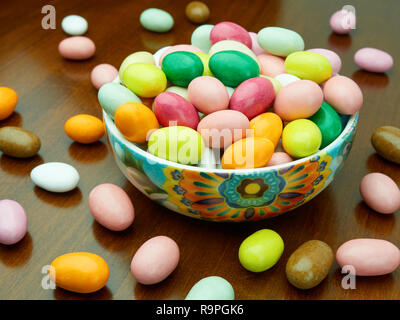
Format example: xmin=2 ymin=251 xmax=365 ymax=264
xmin=104 ymin=110 xmax=358 ymax=174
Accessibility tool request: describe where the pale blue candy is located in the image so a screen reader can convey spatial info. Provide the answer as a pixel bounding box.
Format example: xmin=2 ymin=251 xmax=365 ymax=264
xmin=225 ymin=86 xmax=235 ymax=98
xmin=61 ymin=15 xmax=88 ymax=36
xmin=257 ymin=27 xmax=304 ymax=57
xmin=191 ymin=24 xmax=214 ymax=53
xmin=98 ymin=83 xmax=141 ymax=119
xmin=185 ymin=276 xmax=235 ymax=300
xmin=140 ymin=8 xmax=174 ymax=33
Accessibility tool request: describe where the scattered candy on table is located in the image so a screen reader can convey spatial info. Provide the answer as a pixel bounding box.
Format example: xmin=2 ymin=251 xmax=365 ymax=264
xmin=64 ymin=114 xmax=104 ymax=144
xmin=88 ymin=183 xmax=135 ymax=231
xmin=360 ymin=172 xmax=400 ymax=214
xmin=0 ymin=199 xmax=27 ymax=245
xmin=354 ymin=47 xmax=394 ymax=73
xmin=238 ymin=229 xmax=284 ymax=272
xmin=0 ymin=86 xmax=18 ymax=120
xmin=140 ymin=8 xmax=174 ymax=33
xmin=336 ymin=239 xmax=400 ymax=276
xmin=49 ymin=252 xmax=109 ymax=293
xmin=0 ymin=126 xmax=41 ymax=158
xmin=285 ymin=240 xmax=333 ymax=290
xmin=130 ymin=235 xmax=180 ymax=285
xmin=61 ymin=15 xmax=88 ymax=36
xmin=371 ymin=126 xmax=400 ymax=164
xmin=185 ymin=1 xmax=210 ymax=24
xmin=30 ymin=162 xmax=80 ymax=193
xmin=185 ymin=276 xmax=234 ymax=300
xmin=58 ymin=36 xmax=96 ymax=60
xmin=329 ymin=9 xmax=356 ymax=35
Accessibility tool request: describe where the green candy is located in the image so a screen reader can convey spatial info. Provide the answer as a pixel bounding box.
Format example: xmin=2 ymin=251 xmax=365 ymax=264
xmin=238 ymin=229 xmax=284 ymax=273
xmin=209 ymin=50 xmax=260 ymax=87
xmin=309 ymin=101 xmax=342 ymax=148
xmin=185 ymin=276 xmax=234 ymax=300
xmin=139 ymin=8 xmax=174 ymax=33
xmin=97 ymin=83 xmax=141 ymax=119
xmin=161 ymin=51 xmax=204 ymax=87
xmin=148 ymin=126 xmax=204 ymax=165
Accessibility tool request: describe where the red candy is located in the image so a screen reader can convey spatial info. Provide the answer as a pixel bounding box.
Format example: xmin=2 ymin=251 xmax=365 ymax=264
xmin=153 ymin=92 xmax=200 ymax=130
xmin=229 ymin=77 xmax=275 ymax=119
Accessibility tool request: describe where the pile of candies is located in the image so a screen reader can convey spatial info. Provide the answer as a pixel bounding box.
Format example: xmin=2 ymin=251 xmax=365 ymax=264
xmin=0 ymin=2 xmax=399 ymax=298
xmin=98 ymin=20 xmax=368 ymax=169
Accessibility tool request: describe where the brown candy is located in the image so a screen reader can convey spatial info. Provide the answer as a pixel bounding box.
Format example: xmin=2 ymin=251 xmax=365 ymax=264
xmin=0 ymin=126 xmax=41 ymax=158
xmin=285 ymin=240 xmax=333 ymax=290
xmin=185 ymin=1 xmax=210 ymax=24
xmin=371 ymin=126 xmax=400 ymax=164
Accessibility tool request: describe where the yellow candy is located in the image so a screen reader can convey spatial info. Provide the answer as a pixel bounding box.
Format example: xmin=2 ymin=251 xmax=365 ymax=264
xmin=284 ymin=51 xmax=332 ymax=84
xmin=123 ymin=63 xmax=167 ymax=98
xmin=282 ymin=119 xmax=322 ymax=158
xmin=194 ymin=52 xmax=213 ymax=76
xmin=119 ymin=51 xmax=155 ymax=81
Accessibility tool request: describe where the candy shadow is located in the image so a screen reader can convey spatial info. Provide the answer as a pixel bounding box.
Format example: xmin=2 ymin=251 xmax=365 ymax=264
xmin=351 ymin=70 xmax=389 ymax=90
xmin=33 ymin=187 xmax=82 ymax=208
xmin=53 ymin=286 xmax=112 ymax=300
xmin=366 ymin=154 xmax=400 ymax=179
xmin=328 ymin=33 xmax=352 ymax=52
xmin=68 ymin=141 xmax=108 ymax=163
xmin=0 ymin=112 xmax=22 ymax=128
xmin=0 ymin=233 xmax=33 ymax=267
xmin=354 ymin=202 xmax=396 ymax=234
xmin=140 ymin=31 xmax=175 ymax=53
xmin=92 ymin=220 xmax=136 ymax=252
xmin=0 ymin=154 xmax=43 ymax=176
xmin=133 ymin=274 xmax=179 ymax=300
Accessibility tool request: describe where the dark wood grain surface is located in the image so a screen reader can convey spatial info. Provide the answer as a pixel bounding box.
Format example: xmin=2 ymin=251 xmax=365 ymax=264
xmin=1 ymin=0 xmax=399 ymax=300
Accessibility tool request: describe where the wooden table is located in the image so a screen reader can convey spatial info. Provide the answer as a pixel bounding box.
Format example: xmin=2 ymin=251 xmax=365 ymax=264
xmin=1 ymin=0 xmax=399 ymax=300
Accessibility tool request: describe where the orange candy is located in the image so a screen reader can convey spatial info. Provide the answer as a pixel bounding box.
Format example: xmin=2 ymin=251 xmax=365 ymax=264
xmin=64 ymin=114 xmax=104 ymax=144
xmin=114 ymin=102 xmax=159 ymax=143
xmin=249 ymin=112 xmax=283 ymax=147
xmin=0 ymin=87 xmax=18 ymax=120
xmin=222 ymin=137 xmax=274 ymax=169
xmin=50 ymin=252 xmax=109 ymax=294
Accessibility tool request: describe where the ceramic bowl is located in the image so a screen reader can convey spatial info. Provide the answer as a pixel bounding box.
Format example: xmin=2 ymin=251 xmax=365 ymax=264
xmin=104 ymin=111 xmax=358 ymax=222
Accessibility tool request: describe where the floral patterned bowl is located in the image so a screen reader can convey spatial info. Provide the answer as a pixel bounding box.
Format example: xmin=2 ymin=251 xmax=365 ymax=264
xmin=104 ymin=111 xmax=358 ymax=222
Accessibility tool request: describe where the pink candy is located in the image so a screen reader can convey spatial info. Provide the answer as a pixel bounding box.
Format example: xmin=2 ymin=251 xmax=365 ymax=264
xmin=0 ymin=200 xmax=27 ymax=245
xmin=58 ymin=36 xmax=96 ymax=60
xmin=210 ymin=21 xmax=252 ymax=48
xmin=354 ymin=48 xmax=393 ymax=73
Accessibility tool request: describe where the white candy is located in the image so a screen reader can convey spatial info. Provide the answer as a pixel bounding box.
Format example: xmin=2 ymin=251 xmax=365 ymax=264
xmin=30 ymin=162 xmax=80 ymax=193
xmin=153 ymin=46 xmax=171 ymax=68
xmin=61 ymin=15 xmax=88 ymax=36
xmin=275 ymin=73 xmax=301 ymax=87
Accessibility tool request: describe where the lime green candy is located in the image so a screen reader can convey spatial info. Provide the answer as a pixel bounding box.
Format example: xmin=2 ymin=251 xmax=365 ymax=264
xmin=185 ymin=276 xmax=234 ymax=300
xmin=148 ymin=126 xmax=204 ymax=165
xmin=282 ymin=119 xmax=322 ymax=158
xmin=238 ymin=229 xmax=284 ymax=273
xmin=309 ymin=101 xmax=342 ymax=148
xmin=209 ymin=50 xmax=260 ymax=87
xmin=162 ymin=51 xmax=204 ymax=87
xmin=123 ymin=63 xmax=167 ymax=98
xmin=285 ymin=51 xmax=332 ymax=84
xmin=194 ymin=52 xmax=213 ymax=76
